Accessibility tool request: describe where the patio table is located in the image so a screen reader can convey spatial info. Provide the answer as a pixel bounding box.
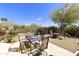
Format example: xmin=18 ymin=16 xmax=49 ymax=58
xmin=26 ymin=35 xmax=42 ymax=44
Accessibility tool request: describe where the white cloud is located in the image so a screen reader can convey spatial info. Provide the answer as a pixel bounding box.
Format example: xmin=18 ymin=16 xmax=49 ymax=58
xmin=36 ymin=17 xmax=42 ymax=21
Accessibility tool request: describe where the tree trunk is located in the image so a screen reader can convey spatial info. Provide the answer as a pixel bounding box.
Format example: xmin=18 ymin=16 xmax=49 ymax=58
xmin=59 ymin=25 xmax=66 ymax=36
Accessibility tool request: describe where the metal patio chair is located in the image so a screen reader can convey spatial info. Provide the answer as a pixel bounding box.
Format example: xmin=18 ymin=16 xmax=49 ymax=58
xmin=26 ymin=35 xmax=49 ymax=56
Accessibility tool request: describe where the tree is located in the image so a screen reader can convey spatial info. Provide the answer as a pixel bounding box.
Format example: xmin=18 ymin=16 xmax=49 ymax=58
xmin=50 ymin=4 xmax=79 ymax=35
xmin=0 ymin=17 xmax=9 ymax=30
xmin=48 ymin=26 xmax=59 ymax=33
xmin=1 ymin=17 xmax=8 ymax=22
xmin=25 ymin=24 xmax=41 ymax=32
xmin=65 ymin=25 xmax=79 ymax=37
xmin=36 ymin=27 xmax=48 ymax=35
xmin=20 ymin=25 xmax=26 ymax=29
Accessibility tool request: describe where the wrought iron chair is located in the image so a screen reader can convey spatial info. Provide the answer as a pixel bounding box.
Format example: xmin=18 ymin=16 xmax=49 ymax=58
xmin=26 ymin=35 xmax=49 ymax=56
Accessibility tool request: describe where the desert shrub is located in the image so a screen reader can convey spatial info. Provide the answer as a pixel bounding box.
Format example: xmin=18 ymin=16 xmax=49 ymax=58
xmin=5 ymin=35 xmax=13 ymax=43
xmin=4 ymin=31 xmax=16 ymax=43
xmin=35 ymin=27 xmax=48 ymax=35
xmin=48 ymin=26 xmax=59 ymax=33
xmin=8 ymin=31 xmax=16 ymax=36
xmin=65 ymin=25 xmax=79 ymax=37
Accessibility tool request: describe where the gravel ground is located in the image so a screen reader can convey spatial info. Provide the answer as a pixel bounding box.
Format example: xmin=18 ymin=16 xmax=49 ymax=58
xmin=49 ymin=37 xmax=79 ymax=53
xmin=45 ymin=43 xmax=75 ymax=56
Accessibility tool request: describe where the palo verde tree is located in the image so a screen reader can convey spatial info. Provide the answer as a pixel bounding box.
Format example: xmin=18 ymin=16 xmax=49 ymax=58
xmin=0 ymin=17 xmax=8 ymax=30
xmin=50 ymin=4 xmax=79 ymax=35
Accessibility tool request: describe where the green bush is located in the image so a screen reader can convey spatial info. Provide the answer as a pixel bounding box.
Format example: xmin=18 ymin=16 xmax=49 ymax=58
xmin=35 ymin=27 xmax=48 ymax=35
xmin=5 ymin=35 xmax=13 ymax=43
xmin=48 ymin=26 xmax=59 ymax=33
xmin=5 ymin=31 xmax=16 ymax=43
xmin=65 ymin=25 xmax=79 ymax=37
xmin=8 ymin=31 xmax=16 ymax=36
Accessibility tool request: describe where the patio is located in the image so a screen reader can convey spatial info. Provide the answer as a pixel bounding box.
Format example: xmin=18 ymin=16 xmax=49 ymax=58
xmin=0 ymin=42 xmax=75 ymax=56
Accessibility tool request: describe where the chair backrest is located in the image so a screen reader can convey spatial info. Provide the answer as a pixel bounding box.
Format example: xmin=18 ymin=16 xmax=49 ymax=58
xmin=17 ymin=34 xmax=30 ymax=54
xmin=31 ymin=35 xmax=49 ymax=56
xmin=39 ymin=35 xmax=49 ymax=51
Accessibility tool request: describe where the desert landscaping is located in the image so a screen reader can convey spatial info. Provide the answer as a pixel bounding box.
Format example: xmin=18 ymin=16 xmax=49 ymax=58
xmin=49 ymin=37 xmax=79 ymax=53
xmin=0 ymin=3 xmax=79 ymax=56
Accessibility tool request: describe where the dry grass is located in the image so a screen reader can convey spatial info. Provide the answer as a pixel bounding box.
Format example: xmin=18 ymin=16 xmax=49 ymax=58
xmin=49 ymin=37 xmax=79 ymax=53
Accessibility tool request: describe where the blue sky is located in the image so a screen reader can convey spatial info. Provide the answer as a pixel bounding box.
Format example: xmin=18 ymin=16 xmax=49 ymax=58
xmin=0 ymin=3 xmax=64 ymax=26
